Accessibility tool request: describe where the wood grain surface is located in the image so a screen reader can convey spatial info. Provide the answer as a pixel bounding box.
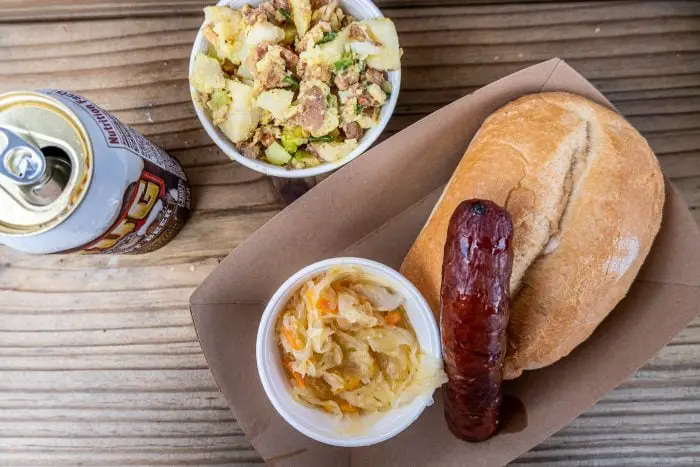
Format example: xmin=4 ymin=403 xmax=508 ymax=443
xmin=1 ymin=1 xmax=699 ymax=465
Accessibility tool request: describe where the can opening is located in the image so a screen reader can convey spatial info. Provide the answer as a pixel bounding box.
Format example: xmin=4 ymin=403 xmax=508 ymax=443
xmin=41 ymin=145 xmax=71 ymax=165
xmin=21 ymin=145 xmax=72 ymax=206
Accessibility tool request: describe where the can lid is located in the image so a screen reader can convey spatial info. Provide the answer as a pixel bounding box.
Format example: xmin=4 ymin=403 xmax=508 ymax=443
xmin=0 ymin=92 xmax=92 ymax=236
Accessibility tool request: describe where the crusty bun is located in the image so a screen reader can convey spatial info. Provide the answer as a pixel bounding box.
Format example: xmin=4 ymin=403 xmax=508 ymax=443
xmin=400 ymin=92 xmax=665 ymax=379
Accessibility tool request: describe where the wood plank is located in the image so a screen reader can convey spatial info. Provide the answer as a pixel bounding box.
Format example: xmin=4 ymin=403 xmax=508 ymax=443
xmin=0 ymin=325 xmax=199 ymax=346
xmin=0 ymin=407 xmax=235 ymax=422
xmin=170 ymin=145 xmax=231 ymax=167
xmin=0 ymin=308 xmax=195 ymax=330
xmin=0 ymin=353 xmax=208 ymax=370
xmin=0 ymin=435 xmax=250 ymax=452
xmin=0 ymin=259 xmax=218 ymax=291
xmin=192 ymin=181 xmax=281 ymax=211
xmin=0 ymin=453 xmax=262 ymax=467
xmin=1 ymin=289 xmax=195 ymax=313
xmin=186 ymin=163 xmax=267 ymax=186
xmin=0 ymin=390 xmax=229 ymax=409
xmin=0 ymin=369 xmax=218 ymax=391
xmin=0 ymin=341 xmax=205 ymax=356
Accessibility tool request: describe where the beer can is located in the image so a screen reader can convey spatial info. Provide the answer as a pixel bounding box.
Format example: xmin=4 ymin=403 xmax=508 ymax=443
xmin=0 ymin=90 xmax=191 ymax=254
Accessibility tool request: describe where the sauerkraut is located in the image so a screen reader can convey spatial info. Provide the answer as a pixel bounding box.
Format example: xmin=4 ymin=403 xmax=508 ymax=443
xmin=276 ymin=266 xmax=446 ymax=417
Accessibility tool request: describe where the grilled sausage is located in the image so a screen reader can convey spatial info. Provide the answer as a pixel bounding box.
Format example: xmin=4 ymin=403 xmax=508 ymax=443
xmin=440 ymin=199 xmax=514 ymax=442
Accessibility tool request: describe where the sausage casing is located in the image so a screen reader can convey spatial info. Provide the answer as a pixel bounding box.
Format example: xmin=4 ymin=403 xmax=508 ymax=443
xmin=440 ymin=199 xmax=514 ymax=442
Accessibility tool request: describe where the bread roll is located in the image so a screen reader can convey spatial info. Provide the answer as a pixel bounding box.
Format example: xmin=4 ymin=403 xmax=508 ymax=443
xmin=400 ymin=92 xmax=664 ymax=379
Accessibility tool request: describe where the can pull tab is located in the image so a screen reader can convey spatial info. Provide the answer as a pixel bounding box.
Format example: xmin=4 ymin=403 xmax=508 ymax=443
xmin=0 ymin=127 xmax=46 ymax=185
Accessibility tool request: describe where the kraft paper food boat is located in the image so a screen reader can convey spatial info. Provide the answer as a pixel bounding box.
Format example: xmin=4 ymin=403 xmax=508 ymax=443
xmin=189 ymin=58 xmax=700 ymax=466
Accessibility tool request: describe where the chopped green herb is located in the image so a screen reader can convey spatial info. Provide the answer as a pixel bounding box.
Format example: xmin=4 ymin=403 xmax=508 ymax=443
xmin=326 ymin=94 xmax=338 ymax=108
xmin=317 ymin=32 xmax=337 ymax=44
xmin=355 ymin=102 xmax=365 ymax=115
xmin=308 ymin=135 xmax=335 ymax=143
xmin=333 ymin=51 xmax=354 ymax=73
xmin=282 ymin=75 xmax=299 ymax=91
xmin=278 ymin=8 xmax=292 ymax=21
xmin=333 ymin=59 xmax=353 ymax=72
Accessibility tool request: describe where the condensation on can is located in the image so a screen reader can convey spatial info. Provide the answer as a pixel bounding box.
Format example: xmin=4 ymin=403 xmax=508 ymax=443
xmin=0 ymin=90 xmax=191 ymax=255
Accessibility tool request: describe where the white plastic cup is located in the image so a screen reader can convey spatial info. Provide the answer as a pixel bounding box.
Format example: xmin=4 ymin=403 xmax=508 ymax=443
xmin=256 ymin=257 xmax=442 ymax=447
xmin=188 ymin=0 xmax=401 ymax=178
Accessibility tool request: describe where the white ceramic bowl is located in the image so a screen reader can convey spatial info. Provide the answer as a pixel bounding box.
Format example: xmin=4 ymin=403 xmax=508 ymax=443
xmin=256 ymin=257 xmax=442 ymax=447
xmin=189 ymin=0 xmax=401 ymax=178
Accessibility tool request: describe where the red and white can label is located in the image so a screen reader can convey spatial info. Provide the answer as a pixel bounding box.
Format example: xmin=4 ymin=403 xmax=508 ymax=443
xmin=44 ymin=89 xmax=191 ymax=255
xmin=78 ymin=160 xmax=190 ymax=254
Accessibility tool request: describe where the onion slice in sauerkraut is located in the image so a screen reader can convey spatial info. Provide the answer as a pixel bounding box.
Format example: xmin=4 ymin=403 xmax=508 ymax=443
xmin=276 ymin=266 xmax=447 ymax=418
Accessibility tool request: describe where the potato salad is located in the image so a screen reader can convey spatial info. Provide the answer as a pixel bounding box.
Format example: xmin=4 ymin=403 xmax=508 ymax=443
xmin=190 ymin=0 xmax=402 ymax=169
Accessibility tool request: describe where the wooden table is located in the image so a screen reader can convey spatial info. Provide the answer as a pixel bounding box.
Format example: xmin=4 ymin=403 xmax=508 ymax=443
xmin=1 ymin=1 xmax=699 ymax=465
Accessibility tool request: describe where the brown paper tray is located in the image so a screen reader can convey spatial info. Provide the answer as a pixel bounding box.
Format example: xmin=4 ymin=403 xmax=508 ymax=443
xmin=190 ymin=58 xmax=700 ymax=466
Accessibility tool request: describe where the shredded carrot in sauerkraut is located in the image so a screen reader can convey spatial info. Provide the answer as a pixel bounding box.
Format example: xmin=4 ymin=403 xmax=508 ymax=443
xmin=276 ymin=266 xmax=446 ymax=418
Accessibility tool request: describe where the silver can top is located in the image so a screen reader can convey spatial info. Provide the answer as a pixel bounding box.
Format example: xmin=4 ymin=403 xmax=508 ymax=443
xmin=0 ymin=91 xmax=92 ymax=236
